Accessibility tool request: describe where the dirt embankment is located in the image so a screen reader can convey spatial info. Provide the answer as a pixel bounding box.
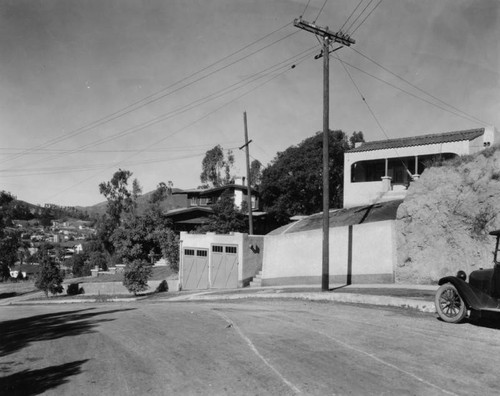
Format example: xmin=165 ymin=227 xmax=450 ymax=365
xmin=396 ymin=147 xmax=500 ymax=284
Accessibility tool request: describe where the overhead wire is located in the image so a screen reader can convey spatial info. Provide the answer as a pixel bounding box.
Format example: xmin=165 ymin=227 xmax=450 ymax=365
xmin=332 ymin=56 xmax=488 ymax=126
xmin=349 ymin=47 xmax=489 ymax=125
xmin=15 ymin=45 xmax=318 ymax=170
xmin=300 ymin=0 xmax=312 ymax=17
xmin=40 ymin=46 xmax=314 ymax=202
xmin=339 ymin=0 xmax=365 ymax=33
xmin=0 ymin=22 xmax=295 ymax=166
xmin=0 ymin=143 xmax=240 ymax=155
xmin=314 ymin=0 xmax=330 ymax=23
xmin=349 ymin=0 xmax=383 ymax=35
xmin=335 ymin=52 xmax=412 ymax=175
xmin=344 ymin=0 xmax=376 ymax=34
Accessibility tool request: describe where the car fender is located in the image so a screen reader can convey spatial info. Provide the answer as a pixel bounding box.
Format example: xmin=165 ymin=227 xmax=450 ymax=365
xmin=438 ymin=276 xmax=482 ymax=310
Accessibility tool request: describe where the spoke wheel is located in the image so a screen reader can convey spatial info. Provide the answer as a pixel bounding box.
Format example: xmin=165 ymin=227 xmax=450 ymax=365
xmin=435 ymin=283 xmax=467 ymax=323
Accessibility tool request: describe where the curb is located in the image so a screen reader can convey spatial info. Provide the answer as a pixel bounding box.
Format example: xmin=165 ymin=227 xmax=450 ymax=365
xmin=164 ymin=292 xmax=437 ymax=313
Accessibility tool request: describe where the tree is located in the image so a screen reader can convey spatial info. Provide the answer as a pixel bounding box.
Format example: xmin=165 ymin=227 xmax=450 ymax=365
xmin=260 ymin=130 xmax=356 ymax=225
xmin=88 ymin=251 xmax=108 ymax=272
xmin=200 ymin=145 xmax=235 ymax=188
xmin=349 ymin=131 xmax=365 ymax=149
xmin=0 ymin=191 xmax=20 ymax=280
xmin=197 ymin=190 xmax=247 ymax=234
xmin=156 ymin=228 xmax=180 ymax=271
xmin=67 ymin=254 xmax=92 ymax=278
xmin=249 ymin=159 xmax=263 ymax=189
xmin=35 ymin=255 xmax=63 ymax=297
xmin=97 ymin=169 xmax=142 ymax=257
xmin=99 ymin=169 xmax=141 ymax=224
xmin=123 ymin=259 xmax=152 ymax=295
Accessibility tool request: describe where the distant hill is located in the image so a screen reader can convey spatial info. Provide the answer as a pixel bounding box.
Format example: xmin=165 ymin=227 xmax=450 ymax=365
xmin=77 ymin=188 xmax=188 ymax=217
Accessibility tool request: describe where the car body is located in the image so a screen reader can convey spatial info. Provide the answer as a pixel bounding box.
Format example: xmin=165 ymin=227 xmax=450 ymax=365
xmin=435 ymin=229 xmax=500 ymax=323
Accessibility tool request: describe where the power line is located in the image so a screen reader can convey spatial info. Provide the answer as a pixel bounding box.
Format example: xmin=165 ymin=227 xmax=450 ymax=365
xmin=332 ymin=56 xmax=489 ymax=125
xmin=300 ymin=0 xmax=312 ymax=18
xmin=15 ymin=46 xmax=317 ymax=170
xmin=0 ymin=143 xmax=240 ymax=155
xmin=336 ymin=52 xmax=412 ymax=175
xmin=349 ymin=47 xmax=489 ymax=125
xmin=339 ymin=0 xmax=366 ymax=32
xmin=0 ymin=22 xmax=295 ymax=166
xmin=344 ymin=0 xmax=375 ymax=34
xmin=350 ymin=0 xmax=383 ymax=35
xmin=314 ymin=0 xmax=329 ymax=23
xmin=41 ymin=50 xmax=310 ymax=203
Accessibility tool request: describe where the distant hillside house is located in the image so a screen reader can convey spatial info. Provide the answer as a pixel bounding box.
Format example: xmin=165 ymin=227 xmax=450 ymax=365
xmin=166 ymin=178 xmax=266 ymax=233
xmin=344 ymin=126 xmax=499 ymax=208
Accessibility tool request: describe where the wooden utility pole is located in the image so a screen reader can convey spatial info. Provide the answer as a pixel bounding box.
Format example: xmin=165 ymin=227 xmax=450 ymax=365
xmin=293 ymin=18 xmax=355 ymax=291
xmin=241 ymin=111 xmax=254 ymax=235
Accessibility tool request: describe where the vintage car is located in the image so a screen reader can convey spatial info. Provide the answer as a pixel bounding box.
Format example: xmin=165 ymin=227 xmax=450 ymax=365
xmin=435 ymin=229 xmax=500 ymax=323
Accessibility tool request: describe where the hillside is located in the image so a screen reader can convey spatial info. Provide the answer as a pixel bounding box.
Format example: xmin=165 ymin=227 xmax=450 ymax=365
xmin=78 ymin=188 xmax=188 ymax=217
xmin=396 ymin=147 xmax=500 ymax=284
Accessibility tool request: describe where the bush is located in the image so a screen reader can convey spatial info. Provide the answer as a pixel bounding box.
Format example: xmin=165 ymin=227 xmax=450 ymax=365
xmin=122 ymin=259 xmax=152 ymax=295
xmin=67 ymin=283 xmax=82 ymax=296
xmin=156 ymin=280 xmax=168 ymax=293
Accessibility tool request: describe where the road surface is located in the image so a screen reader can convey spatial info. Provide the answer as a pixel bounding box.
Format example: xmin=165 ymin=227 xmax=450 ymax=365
xmin=1 ymin=299 xmax=500 ymax=395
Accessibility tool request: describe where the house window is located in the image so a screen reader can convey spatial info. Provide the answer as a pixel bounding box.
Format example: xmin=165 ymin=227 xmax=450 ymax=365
xmin=225 ymin=246 xmax=237 ymax=254
xmin=199 ymin=198 xmax=209 ymax=206
xmin=212 ymin=245 xmax=224 ymax=253
xmin=184 ymin=249 xmax=195 ymax=256
xmin=196 ymin=250 xmax=208 ymax=257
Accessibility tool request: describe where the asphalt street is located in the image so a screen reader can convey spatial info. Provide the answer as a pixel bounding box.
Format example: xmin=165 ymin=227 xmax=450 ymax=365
xmin=1 ymin=299 xmax=500 ymax=395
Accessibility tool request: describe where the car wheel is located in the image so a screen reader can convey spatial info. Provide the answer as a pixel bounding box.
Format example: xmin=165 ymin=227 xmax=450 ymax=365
xmin=435 ymin=283 xmax=467 ymax=323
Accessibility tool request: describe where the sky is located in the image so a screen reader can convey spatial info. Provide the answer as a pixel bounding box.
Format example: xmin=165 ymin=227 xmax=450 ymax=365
xmin=0 ymin=0 xmax=498 ymax=207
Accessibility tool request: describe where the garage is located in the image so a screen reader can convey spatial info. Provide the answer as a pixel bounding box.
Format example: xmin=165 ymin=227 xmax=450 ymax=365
xmin=179 ymin=232 xmax=264 ymax=290
xmin=182 ymin=248 xmax=209 ymax=290
xmin=210 ymin=245 xmax=238 ymax=289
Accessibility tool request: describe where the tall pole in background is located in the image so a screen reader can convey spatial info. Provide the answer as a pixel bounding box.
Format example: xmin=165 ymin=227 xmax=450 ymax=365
xmin=241 ymin=111 xmax=254 ymax=235
xmin=293 ymin=18 xmax=355 ymax=291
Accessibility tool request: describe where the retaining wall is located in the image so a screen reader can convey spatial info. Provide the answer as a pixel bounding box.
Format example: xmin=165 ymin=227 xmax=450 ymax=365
xmin=261 ymin=220 xmax=396 ymax=286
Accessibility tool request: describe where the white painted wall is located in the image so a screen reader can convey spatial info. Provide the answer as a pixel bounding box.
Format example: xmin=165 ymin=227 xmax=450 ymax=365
xmin=261 ymin=220 xmax=396 ymax=285
xmin=343 ymin=138 xmax=488 ymax=208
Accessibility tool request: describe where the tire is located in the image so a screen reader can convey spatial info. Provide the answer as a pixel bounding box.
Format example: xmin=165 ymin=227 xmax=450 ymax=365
xmin=435 ymin=283 xmax=467 ymax=323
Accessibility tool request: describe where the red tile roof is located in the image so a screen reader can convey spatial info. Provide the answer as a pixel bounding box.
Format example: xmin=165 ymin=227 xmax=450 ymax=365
xmin=349 ymin=128 xmax=485 ymax=153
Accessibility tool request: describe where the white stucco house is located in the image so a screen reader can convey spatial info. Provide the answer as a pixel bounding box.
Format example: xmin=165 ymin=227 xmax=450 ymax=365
xmin=344 ymin=126 xmax=499 ymax=208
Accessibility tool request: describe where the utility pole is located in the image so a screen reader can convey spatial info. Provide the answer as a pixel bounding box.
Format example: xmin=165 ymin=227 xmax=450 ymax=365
xmin=293 ymin=17 xmax=355 ymax=291
xmin=240 ymin=111 xmax=254 ymax=235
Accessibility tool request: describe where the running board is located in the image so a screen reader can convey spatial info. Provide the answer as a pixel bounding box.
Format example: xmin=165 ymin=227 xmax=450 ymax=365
xmin=481 ymin=307 xmax=500 ymax=313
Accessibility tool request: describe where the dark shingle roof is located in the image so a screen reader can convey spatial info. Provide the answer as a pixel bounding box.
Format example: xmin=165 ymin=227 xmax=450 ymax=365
xmin=349 ymin=128 xmax=484 ymax=153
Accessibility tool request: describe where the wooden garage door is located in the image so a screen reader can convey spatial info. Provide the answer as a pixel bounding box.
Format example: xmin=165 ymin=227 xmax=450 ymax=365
xmin=182 ymin=248 xmax=209 ymax=290
xmin=210 ymin=245 xmax=238 ymax=289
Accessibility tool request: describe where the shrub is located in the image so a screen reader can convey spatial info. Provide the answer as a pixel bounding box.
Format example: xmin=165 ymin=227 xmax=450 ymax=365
xmin=67 ymin=283 xmax=82 ymax=296
xmin=156 ymin=280 xmax=168 ymax=293
xmin=123 ymin=259 xmax=152 ymax=295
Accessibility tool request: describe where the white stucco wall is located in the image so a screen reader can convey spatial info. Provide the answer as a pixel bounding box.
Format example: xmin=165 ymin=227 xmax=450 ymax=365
xmin=261 ymin=220 xmax=396 ymax=285
xmin=343 ymin=138 xmax=485 ymax=208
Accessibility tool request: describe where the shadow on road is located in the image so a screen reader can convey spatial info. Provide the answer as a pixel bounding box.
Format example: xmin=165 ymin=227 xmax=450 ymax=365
xmin=0 ymin=308 xmax=135 ymax=357
xmin=0 ymin=292 xmax=17 ymax=299
xmin=0 ymin=359 xmax=89 ymax=396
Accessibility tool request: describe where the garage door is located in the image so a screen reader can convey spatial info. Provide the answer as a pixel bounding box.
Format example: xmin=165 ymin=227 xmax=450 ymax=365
xmin=182 ymin=248 xmax=209 ymax=290
xmin=211 ymin=245 xmax=238 ymax=289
